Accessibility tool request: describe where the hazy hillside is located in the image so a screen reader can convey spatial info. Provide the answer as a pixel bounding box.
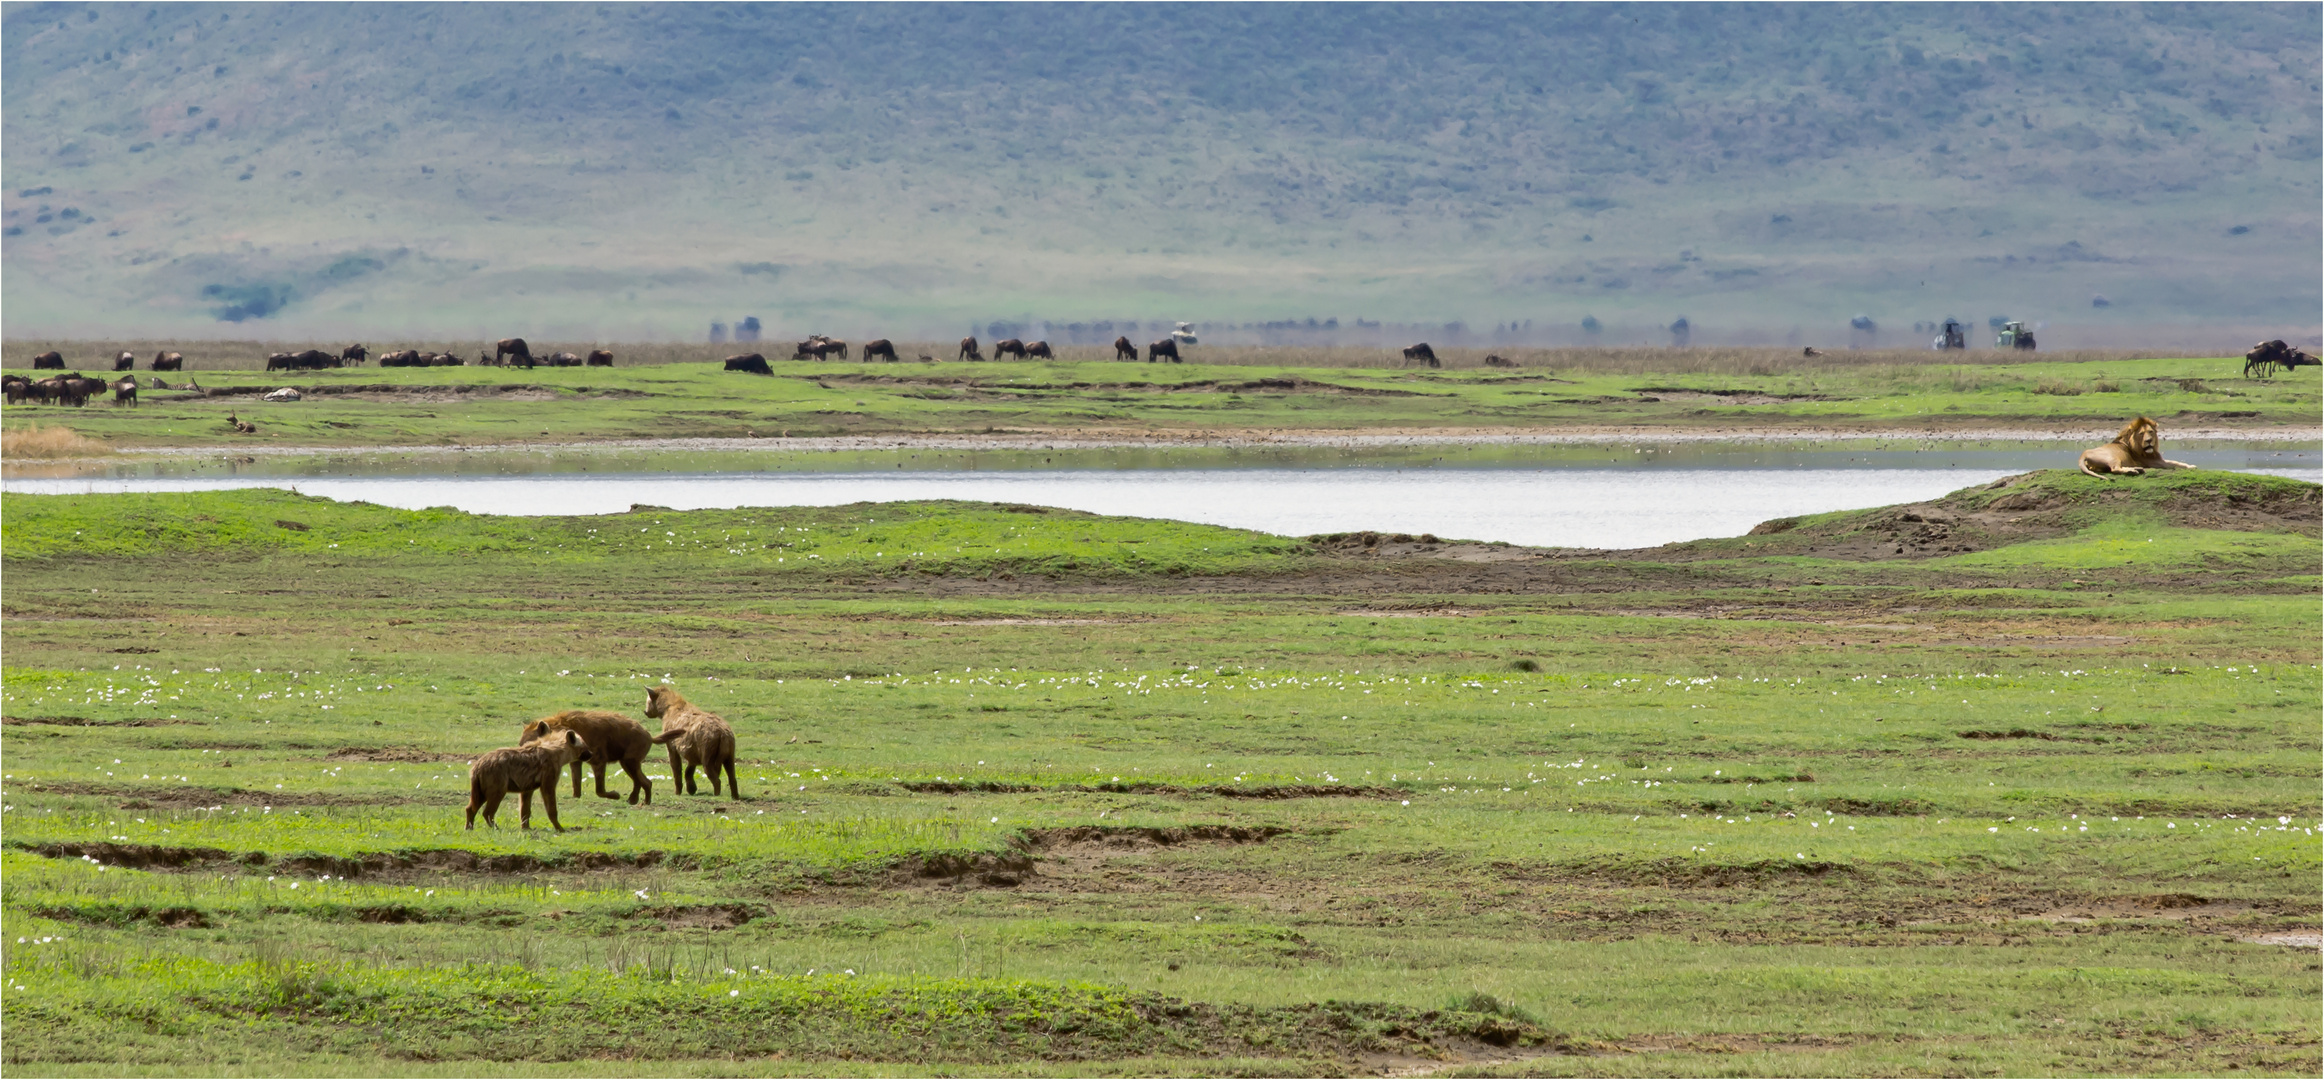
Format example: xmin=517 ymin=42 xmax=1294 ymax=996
xmin=2 ymin=2 xmax=2317 ymax=344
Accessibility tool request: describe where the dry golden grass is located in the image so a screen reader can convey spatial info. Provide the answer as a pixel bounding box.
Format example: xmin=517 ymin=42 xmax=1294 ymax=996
xmin=3 ymin=339 xmax=2202 ymax=376
xmin=2 ymin=422 xmax=112 ymax=459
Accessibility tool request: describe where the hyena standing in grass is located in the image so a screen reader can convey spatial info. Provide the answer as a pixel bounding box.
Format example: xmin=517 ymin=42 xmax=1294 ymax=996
xmin=465 ymin=729 xmax=590 ymax=830
xmin=518 ymin=709 xmax=655 ymax=805
xmin=645 ymin=684 xmax=740 ymax=799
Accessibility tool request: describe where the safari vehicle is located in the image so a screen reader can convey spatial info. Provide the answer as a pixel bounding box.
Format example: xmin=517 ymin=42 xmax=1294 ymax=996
xmin=1932 ymin=317 xmax=1967 ymax=350
xmin=1996 ymin=320 xmax=2037 ymax=350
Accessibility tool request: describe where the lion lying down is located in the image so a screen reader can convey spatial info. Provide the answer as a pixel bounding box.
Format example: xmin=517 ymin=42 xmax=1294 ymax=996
xmin=2080 ymin=416 xmax=2194 ymax=478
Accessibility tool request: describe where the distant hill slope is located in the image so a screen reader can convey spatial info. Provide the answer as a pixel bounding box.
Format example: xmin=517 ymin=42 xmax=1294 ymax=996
xmin=3 ymin=2 xmax=2317 ymax=341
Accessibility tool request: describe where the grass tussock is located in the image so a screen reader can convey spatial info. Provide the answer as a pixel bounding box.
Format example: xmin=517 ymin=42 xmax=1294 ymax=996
xmin=2 ymin=422 xmax=110 ymax=459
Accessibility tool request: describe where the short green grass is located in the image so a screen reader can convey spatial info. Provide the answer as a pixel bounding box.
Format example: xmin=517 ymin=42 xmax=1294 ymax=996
xmin=2 ymin=478 xmax=2318 ymax=1074
xmin=4 ymin=347 xmax=2314 ymax=450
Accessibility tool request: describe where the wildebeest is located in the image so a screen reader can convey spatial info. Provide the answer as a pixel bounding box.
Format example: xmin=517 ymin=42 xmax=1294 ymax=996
xmin=32 ymin=351 xmax=64 ymax=370
xmin=792 ymin=339 xmax=831 ymax=360
xmin=427 ymin=351 xmax=467 ymax=366
xmin=1802 ymin=347 xmax=1825 ymax=358
xmin=151 ymin=351 xmax=184 ymax=371
xmin=1026 ymin=341 xmax=1054 ymax=359
xmin=65 ymin=374 xmax=108 ymax=405
xmin=111 ymin=376 xmax=137 ymax=407
xmin=379 ymin=349 xmax=425 ymax=367
xmin=2244 ymin=339 xmax=2318 ymax=379
xmin=495 ymin=338 xmax=534 ymax=368
xmin=958 ymin=336 xmax=982 ymax=362
xmin=862 ymin=339 xmax=898 ymax=362
xmin=341 ymin=344 xmax=368 ymax=365
xmin=466 ymin=729 xmax=591 ymax=831
xmin=545 ymin=351 xmax=583 ymax=367
xmin=820 ymin=337 xmax=849 ymax=360
xmin=1113 ymin=336 xmax=1137 ymax=361
xmin=2 ymin=375 xmax=27 ymax=404
xmin=1483 ymin=354 xmax=1517 ymax=367
xmin=724 ymin=353 xmax=773 ymax=375
xmin=1402 ymin=343 xmax=1440 ymax=368
xmin=113 ymin=351 xmax=136 ymax=372
xmin=586 ymin=349 xmax=614 ymax=367
xmin=267 ymin=349 xmax=339 ymax=371
xmin=1147 ymin=338 xmax=1180 ymax=363
xmin=993 ymin=338 xmax=1028 ymax=360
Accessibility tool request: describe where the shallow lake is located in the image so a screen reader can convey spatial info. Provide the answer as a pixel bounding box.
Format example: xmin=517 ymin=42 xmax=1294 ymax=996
xmin=10 ymin=446 xmax=2316 ymax=549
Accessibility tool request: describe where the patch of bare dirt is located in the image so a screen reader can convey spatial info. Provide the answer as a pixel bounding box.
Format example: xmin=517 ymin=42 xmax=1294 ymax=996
xmin=195 ymin=383 xmax=648 ymax=403
xmin=11 ymin=780 xmax=425 ymax=808
xmin=2238 ymin=930 xmax=2322 ymax=948
xmin=322 ymin=746 xmax=474 ymax=763
xmin=640 ymin=903 xmax=759 ymax=929
xmin=1 ymin=715 xmax=202 ymax=727
xmin=13 ymin=840 xmax=683 ymax=879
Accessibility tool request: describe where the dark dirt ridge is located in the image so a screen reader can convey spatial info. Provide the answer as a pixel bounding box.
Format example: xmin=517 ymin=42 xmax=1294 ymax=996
xmin=901 ymin=778 xmax=1396 ymax=800
xmin=802 ymin=372 xmax=1432 ymax=397
xmin=1 ymin=715 xmax=201 ymax=727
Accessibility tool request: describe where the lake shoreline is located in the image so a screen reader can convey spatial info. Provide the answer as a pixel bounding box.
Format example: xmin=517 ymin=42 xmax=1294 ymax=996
xmin=77 ymin=421 xmax=2324 ymax=461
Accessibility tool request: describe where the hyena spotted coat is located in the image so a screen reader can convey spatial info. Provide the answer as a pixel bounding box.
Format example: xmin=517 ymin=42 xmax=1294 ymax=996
xmin=645 ymin=684 xmax=741 ymax=799
xmin=466 ymin=729 xmax=590 ymax=830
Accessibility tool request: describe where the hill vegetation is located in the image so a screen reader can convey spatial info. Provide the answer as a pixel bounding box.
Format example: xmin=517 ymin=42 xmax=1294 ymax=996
xmin=2 ymin=3 xmax=2318 ymax=340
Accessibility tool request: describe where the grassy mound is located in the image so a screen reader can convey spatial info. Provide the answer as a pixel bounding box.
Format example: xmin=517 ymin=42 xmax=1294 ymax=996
xmin=1723 ymin=469 xmax=2320 ymax=561
xmin=0 ymin=490 xmax=1309 ymax=577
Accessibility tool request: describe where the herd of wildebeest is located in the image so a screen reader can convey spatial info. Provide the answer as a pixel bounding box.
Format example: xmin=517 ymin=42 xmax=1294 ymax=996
xmin=469 ymin=683 xmax=740 ymax=831
xmin=4 ymin=336 xmax=2314 ymax=409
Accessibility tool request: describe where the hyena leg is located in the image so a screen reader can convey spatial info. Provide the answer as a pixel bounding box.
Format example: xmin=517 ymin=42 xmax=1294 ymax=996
xmin=517 ymin=789 xmax=534 ymax=829
xmin=570 ymin=760 xmax=587 ymax=798
xmin=594 ymin=759 xmax=619 ymax=799
xmin=480 ymin=790 xmax=506 ymax=828
xmin=684 ymin=762 xmax=701 ymax=795
xmin=723 ymin=759 xmax=740 ymax=801
xmin=621 ymin=758 xmax=652 ymax=805
xmin=540 ymin=785 xmax=563 ymax=832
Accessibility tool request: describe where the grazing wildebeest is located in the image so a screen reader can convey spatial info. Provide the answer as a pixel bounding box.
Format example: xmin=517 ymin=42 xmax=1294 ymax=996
xmin=724 ymin=353 xmax=773 ymax=375
xmin=113 ymin=351 xmax=136 ymax=372
xmin=341 ymin=344 xmax=368 ymax=365
xmin=586 ymin=349 xmax=614 ymax=367
xmin=958 ymin=336 xmax=982 ymax=362
xmin=112 ymin=376 xmax=137 ymax=407
xmin=151 ymin=351 xmax=184 ymax=371
xmin=2 ymin=375 xmax=29 ymax=404
xmin=379 ymin=350 xmax=424 ymax=367
xmin=817 ymin=337 xmax=850 ymax=360
xmin=32 ymin=351 xmax=64 ymax=370
xmin=1402 ymin=343 xmax=1440 ymax=368
xmin=268 ymin=349 xmax=339 ymax=371
xmin=42 ymin=374 xmax=94 ymax=406
xmin=1113 ymin=336 xmax=1137 ymax=361
xmin=495 ymin=338 xmax=534 ymax=368
xmin=1026 ymin=341 xmax=1054 ymax=359
xmin=2244 ymin=339 xmax=2318 ymax=379
xmin=1147 ymin=338 xmax=1180 ymax=363
xmin=992 ymin=338 xmax=1028 ymax=360
xmin=862 ymin=339 xmax=898 ymax=362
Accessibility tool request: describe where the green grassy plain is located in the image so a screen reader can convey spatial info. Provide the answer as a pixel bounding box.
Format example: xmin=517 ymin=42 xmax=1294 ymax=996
xmin=2 ymin=469 xmax=2318 ymax=1075
xmin=3 ymin=346 xmax=2316 ymax=450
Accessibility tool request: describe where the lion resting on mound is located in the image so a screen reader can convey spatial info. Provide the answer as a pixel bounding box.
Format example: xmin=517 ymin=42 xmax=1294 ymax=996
xmin=2080 ymin=416 xmax=2194 ymax=478
xmin=646 ymin=684 xmax=741 ymax=799
xmin=519 ymin=709 xmax=655 ymax=805
xmin=467 ymin=729 xmax=590 ymax=830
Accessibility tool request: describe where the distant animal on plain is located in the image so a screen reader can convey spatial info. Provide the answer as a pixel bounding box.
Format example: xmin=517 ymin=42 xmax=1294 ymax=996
xmin=2079 ymin=416 xmax=2194 ymax=478
xmin=151 ymin=351 xmax=184 ymax=371
xmin=1483 ymin=354 xmax=1516 ymax=368
xmin=645 ymin=684 xmax=740 ymax=799
xmin=792 ymin=339 xmax=836 ymax=360
xmin=150 ymin=377 xmax=169 ymax=390
xmin=862 ymin=339 xmax=898 ymax=362
xmin=2244 ymin=339 xmax=2317 ymax=379
xmin=32 ymin=351 xmax=64 ymax=370
xmin=379 ymin=350 xmax=425 ymax=367
xmin=819 ymin=337 xmax=849 ymax=360
xmin=228 ymin=411 xmax=256 ymax=434
xmin=1026 ymin=341 xmax=1053 ymax=359
xmin=724 ymin=353 xmax=773 ymax=375
xmin=518 ymin=709 xmax=654 ymax=805
xmin=1113 ymin=336 xmax=1137 ymax=361
xmin=2 ymin=375 xmax=28 ymax=404
xmin=546 ymin=351 xmax=583 ymax=367
xmin=465 ymin=729 xmax=591 ymax=831
xmin=495 ymin=338 xmax=534 ymax=367
xmin=428 ymin=351 xmax=467 ymax=366
xmin=958 ymin=336 xmax=982 ymax=362
xmin=113 ymin=351 xmax=136 ymax=372
xmin=62 ymin=375 xmax=107 ymax=405
xmin=586 ymin=349 xmax=614 ymax=367
xmin=992 ymin=338 xmax=1027 ymax=360
xmin=1802 ymin=347 xmax=1824 ymax=357
xmin=267 ymin=349 xmax=338 ymax=371
xmin=111 ymin=377 xmax=136 ymax=407
xmin=917 ymin=354 xmax=936 ymax=362
xmin=341 ymin=344 xmax=368 ymax=365
xmin=1402 ymin=343 xmax=1439 ymax=368
xmin=1147 ymin=338 xmax=1180 ymax=363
